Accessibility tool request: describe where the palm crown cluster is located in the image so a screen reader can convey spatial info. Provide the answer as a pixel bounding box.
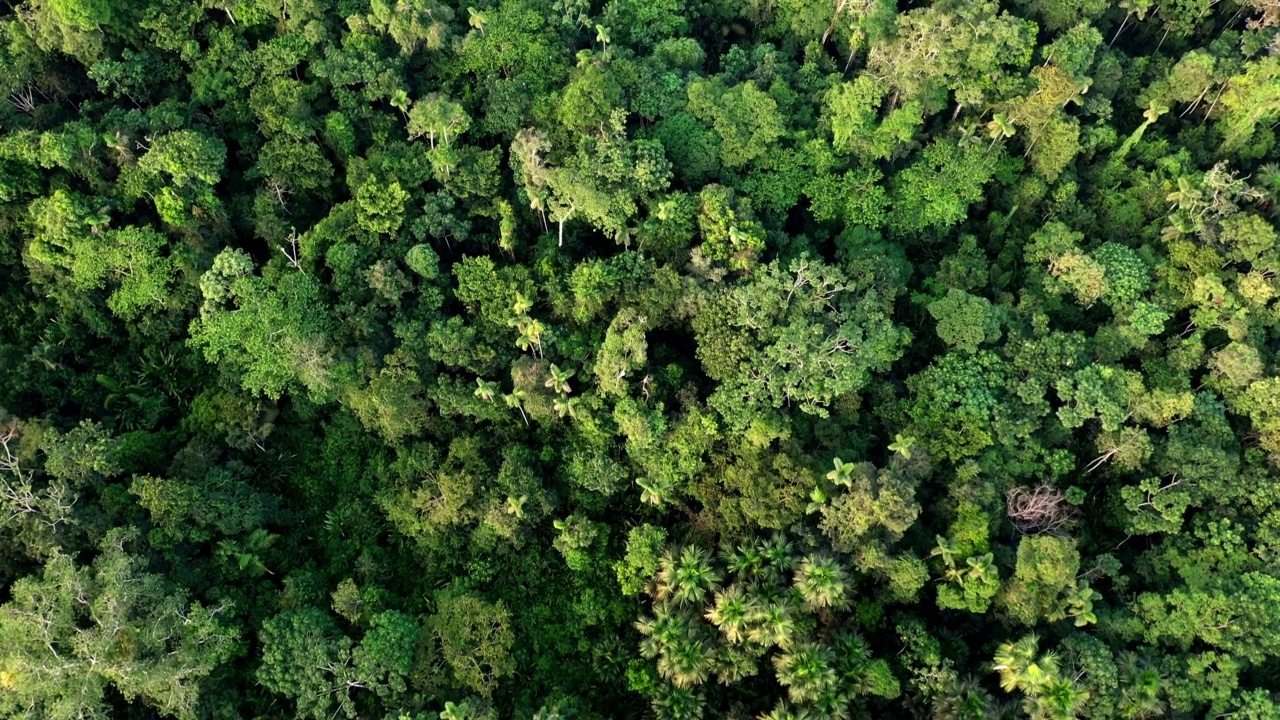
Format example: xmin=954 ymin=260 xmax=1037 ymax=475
xmin=635 ymin=538 xmax=899 ymax=720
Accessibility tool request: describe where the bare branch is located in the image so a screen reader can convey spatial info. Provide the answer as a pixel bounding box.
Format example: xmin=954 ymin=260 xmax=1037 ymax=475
xmin=1006 ymin=484 xmax=1075 ymax=535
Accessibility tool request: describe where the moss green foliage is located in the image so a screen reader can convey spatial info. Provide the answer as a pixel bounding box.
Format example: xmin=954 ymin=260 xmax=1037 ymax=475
xmin=1 ymin=1 xmax=1279 ymax=719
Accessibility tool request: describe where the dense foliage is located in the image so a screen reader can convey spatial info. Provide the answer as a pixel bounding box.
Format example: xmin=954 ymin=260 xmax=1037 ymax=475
xmin=2 ymin=0 xmax=1280 ymax=718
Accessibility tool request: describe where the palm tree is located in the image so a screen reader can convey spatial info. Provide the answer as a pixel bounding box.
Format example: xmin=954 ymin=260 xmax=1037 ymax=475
xmin=505 ymin=494 xmax=527 ymax=518
xmin=545 ymin=364 xmax=574 ymax=394
xmin=652 ymin=682 xmax=706 ymax=720
xmin=514 ymin=317 xmax=546 ymax=357
xmin=658 ymin=635 xmax=715 ymax=688
xmin=474 ymin=377 xmax=498 ymax=402
xmin=931 ymin=535 xmax=958 ymax=567
xmin=1110 ymin=0 xmax=1153 ymax=46
xmin=1024 ymin=678 xmax=1089 ymax=720
xmin=653 ymin=549 xmax=682 ymax=601
xmin=965 ymin=553 xmax=995 ymax=582
xmin=502 ymin=391 xmax=529 ymax=426
xmin=888 ymin=433 xmax=916 ymax=459
xmin=986 ymin=113 xmax=1017 ymax=150
xmin=553 ymin=396 xmax=578 ymax=419
xmin=932 ymin=676 xmax=997 ymax=720
xmin=638 ymin=604 xmax=701 ymax=660
xmin=1116 ymin=652 xmax=1166 ymax=719
xmin=828 ymin=630 xmax=871 ymax=681
xmin=655 ymin=547 xmax=721 ymax=607
xmin=793 ymin=554 xmax=849 ymax=610
xmin=805 ymin=485 xmax=828 ymax=515
xmin=757 ymin=700 xmax=803 ymax=720
xmin=466 ymin=6 xmax=488 ymax=34
xmin=750 ymin=578 xmax=791 ymax=606
xmin=721 ymin=543 xmax=765 ymax=581
xmin=772 ymin=641 xmax=837 ymax=704
xmin=825 ymin=457 xmax=856 ymax=486
xmin=1064 ymin=579 xmax=1101 ymax=627
xmin=993 ymin=635 xmax=1059 ymax=696
xmin=711 ymin=643 xmax=760 ymax=684
xmin=1142 ymin=101 xmax=1168 ymax=125
xmin=807 ymin=688 xmax=853 ymax=720
xmin=756 ymin=534 xmax=796 ymax=581
xmin=1257 ymin=163 xmax=1280 ymax=203
xmin=747 ymin=599 xmax=797 ymax=649
xmin=636 ymin=607 xmax=668 ymax=648
xmin=705 ymin=585 xmax=756 ymax=644
xmin=949 ymin=552 xmax=997 ymax=595
xmin=803 ymin=686 xmax=855 ymax=717
xmin=673 ymin=546 xmax=722 ymax=606
xmin=390 ymin=88 xmax=411 ymax=119
xmin=638 ymin=476 xmax=674 ymax=506
xmin=83 ymin=206 xmax=112 ymax=235
xmin=440 ymin=700 xmax=496 ymax=720
xmin=1166 ymin=176 xmax=1203 ymax=213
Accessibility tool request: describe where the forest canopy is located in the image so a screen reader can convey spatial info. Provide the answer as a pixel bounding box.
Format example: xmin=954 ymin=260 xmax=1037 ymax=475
xmin=2 ymin=0 xmax=1280 ymax=718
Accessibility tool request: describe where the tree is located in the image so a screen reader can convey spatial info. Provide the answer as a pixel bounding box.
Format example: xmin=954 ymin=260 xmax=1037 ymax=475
xmin=364 ymin=0 xmax=454 ymax=55
xmin=0 ymin=530 xmax=238 ymax=720
xmin=1053 ymin=365 xmax=1145 ymax=432
xmin=136 ymin=130 xmax=227 ymax=226
xmin=344 ymin=362 xmax=430 ymax=443
xmin=816 ymin=459 xmax=922 ymax=554
xmin=407 ymin=93 xmax=470 ymax=148
xmin=651 ymin=112 xmax=721 ymax=186
xmin=826 ymin=75 xmax=922 ymax=161
xmin=354 ymin=175 xmax=410 ymax=236
xmin=352 ymin=611 xmax=420 ymax=704
xmin=616 ymin=524 xmax=668 ymax=596
xmin=695 ymin=184 xmax=765 ymax=271
xmin=695 ymin=255 xmax=909 ymax=431
xmin=129 ymin=469 xmax=270 ymax=547
xmin=254 ymin=136 xmax=333 ymax=200
xmin=190 ymin=250 xmax=338 ymax=401
xmin=888 ymin=140 xmax=997 ymax=233
xmin=25 ymin=193 xmax=178 ymax=320
xmin=927 ymin=290 xmax=1001 ymax=353
xmin=866 ymin=0 xmax=1037 ymax=115
xmin=15 ymin=0 xmax=114 ymax=61
xmin=998 ymin=536 xmax=1082 ymax=626
xmin=904 ymin=350 xmax=1021 ymax=462
xmin=258 ymin=608 xmax=361 ymax=720
xmin=557 ymin=62 xmax=623 ymax=135
xmin=258 ymin=607 xmax=417 ymax=719
xmin=686 ymin=78 xmax=786 ymax=168
xmin=427 ymin=593 xmax=515 ymax=697
xmin=511 ymin=127 xmax=552 ymax=230
xmin=1133 ymin=572 xmax=1280 ymax=665
xmin=1217 ymin=58 xmax=1280 ymax=157
xmin=541 ymin=110 xmax=672 ymax=247
xmin=552 ymin=513 xmax=602 ymax=571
